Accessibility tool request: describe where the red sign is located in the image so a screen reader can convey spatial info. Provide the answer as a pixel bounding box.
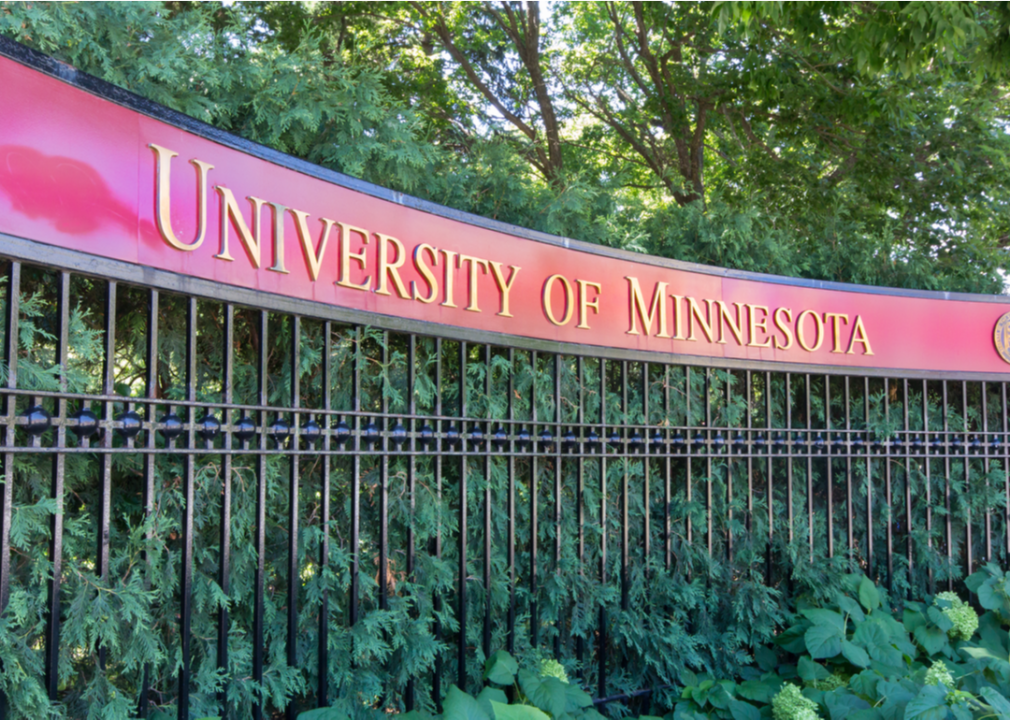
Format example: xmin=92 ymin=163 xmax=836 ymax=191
xmin=0 ymin=52 xmax=1007 ymax=375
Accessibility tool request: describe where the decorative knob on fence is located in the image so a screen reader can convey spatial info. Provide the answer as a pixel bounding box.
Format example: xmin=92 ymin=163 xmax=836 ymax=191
xmin=197 ymin=414 xmax=221 ymax=441
xmin=302 ymin=419 xmax=322 ymax=446
xmin=607 ymin=430 xmax=622 ymax=449
xmin=390 ymin=423 xmax=407 ymax=447
xmin=491 ymin=425 xmax=508 ymax=449
xmin=22 ymin=405 xmax=51 ymax=436
xmin=516 ymin=428 xmax=531 ymax=449
xmin=418 ymin=424 xmax=434 ymax=449
xmin=832 ymin=434 xmax=845 ymax=451
xmin=628 ymin=432 xmax=643 ymax=449
xmin=929 ymin=434 xmax=942 ymax=453
xmin=562 ymin=429 xmax=577 ymax=450
xmin=468 ymin=425 xmax=485 ymax=448
xmin=333 ymin=420 xmax=351 ymax=447
xmin=649 ymin=429 xmax=665 ymax=447
xmin=362 ymin=422 xmax=380 ymax=448
xmin=70 ymin=407 xmax=99 ymax=438
xmin=813 ymin=433 xmax=825 ymax=451
xmin=538 ymin=428 xmax=554 ymax=451
xmin=850 ymin=434 xmax=864 ymax=452
xmin=733 ymin=433 xmax=747 ymax=452
xmin=233 ymin=416 xmax=256 ymax=443
xmin=444 ymin=425 xmax=460 ymax=447
xmin=158 ymin=413 xmax=183 ymax=439
xmin=671 ymin=432 xmax=685 ymax=448
xmin=890 ymin=435 xmax=903 ymax=451
xmin=753 ymin=433 xmax=766 ymax=452
xmin=268 ymin=418 xmax=291 ymax=446
xmin=116 ymin=411 xmax=142 ymax=439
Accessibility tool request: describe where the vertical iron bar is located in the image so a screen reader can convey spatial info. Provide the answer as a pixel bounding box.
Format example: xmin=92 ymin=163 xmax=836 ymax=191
xmin=350 ymin=327 xmax=362 ymax=628
xmin=943 ymin=380 xmax=952 ymax=591
xmin=765 ymin=371 xmax=773 ymax=585
xmin=621 ymin=361 xmax=629 ymax=611
xmin=404 ymin=333 xmax=416 ymax=709
xmin=319 ymin=321 xmax=332 ymax=707
xmin=963 ymin=381 xmax=972 ymax=576
xmin=704 ymin=369 xmax=712 ymax=557
xmin=786 ymin=374 xmax=793 ymax=546
xmin=507 ymin=348 xmax=516 ymax=656
xmin=598 ymin=358 xmax=607 ymax=699
xmin=458 ymin=341 xmax=468 ymax=692
xmin=924 ymin=379 xmax=933 ymax=593
xmin=530 ymin=350 xmax=538 ymax=649
xmin=845 ymin=377 xmax=853 ymax=561
xmin=285 ymin=317 xmax=301 ymax=720
xmin=178 ymin=297 xmax=197 ymax=720
xmin=726 ymin=371 xmax=733 ymax=563
xmin=433 ymin=337 xmax=443 ymax=706
xmin=865 ymin=377 xmax=873 ymax=581
xmin=576 ymin=356 xmax=586 ymax=674
xmin=218 ymin=304 xmax=234 ymax=717
xmin=379 ymin=332 xmax=390 ymax=617
xmin=885 ymin=378 xmax=893 ymax=593
xmin=253 ymin=310 xmax=268 ymax=720
xmin=664 ymin=365 xmax=672 ymax=572
xmin=139 ymin=288 xmax=158 ymax=719
xmin=45 ymin=272 xmax=71 ymax=698
xmin=554 ymin=352 xmax=563 ymax=657
xmin=805 ymin=374 xmax=813 ymax=562
xmin=904 ymin=379 xmax=913 ymax=584
xmin=94 ymin=279 xmax=114 ymax=671
xmin=983 ymin=382 xmax=992 ymax=562
xmin=826 ymin=376 xmax=833 ymax=558
xmin=643 ymin=362 xmax=651 ymax=571
xmin=484 ymin=345 xmax=493 ymax=663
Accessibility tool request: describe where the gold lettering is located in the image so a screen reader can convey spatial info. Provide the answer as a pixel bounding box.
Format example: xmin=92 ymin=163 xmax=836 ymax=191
xmin=289 ymin=209 xmax=336 ymax=281
xmin=375 ymin=234 xmax=410 ymax=298
xmin=773 ymin=307 xmax=794 ymax=349
xmin=266 ymin=203 xmax=289 ymax=273
xmin=149 ymin=144 xmax=213 ymax=252
xmin=543 ymin=274 xmax=575 ymax=326
xmin=846 ymin=315 xmax=874 ymax=355
xmin=670 ymin=295 xmax=686 ymax=340
xmin=336 ymin=223 xmax=371 ymax=291
xmin=747 ymin=305 xmax=772 ymax=348
xmin=458 ymin=255 xmax=490 ymax=312
xmin=687 ymin=297 xmax=717 ymax=342
xmin=440 ymin=249 xmax=458 ymax=308
xmin=489 ymin=262 xmax=520 ymax=318
xmin=824 ymin=312 xmax=849 ymax=353
xmin=718 ymin=301 xmax=745 ymax=345
xmin=411 ymin=243 xmax=439 ymax=304
xmin=577 ymin=280 xmax=602 ymax=329
xmin=214 ymin=187 xmax=266 ymax=267
xmin=796 ymin=309 xmax=824 ymax=352
xmin=626 ymin=277 xmax=670 ymax=337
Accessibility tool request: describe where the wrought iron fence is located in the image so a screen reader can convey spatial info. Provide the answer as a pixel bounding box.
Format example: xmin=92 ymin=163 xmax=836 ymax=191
xmin=0 ymin=251 xmax=1007 ymax=720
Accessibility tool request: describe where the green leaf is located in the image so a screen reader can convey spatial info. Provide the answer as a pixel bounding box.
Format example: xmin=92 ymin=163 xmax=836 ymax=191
xmin=903 ymin=686 xmax=948 ymax=720
xmin=966 ymin=570 xmax=990 ymax=594
xmin=842 ymin=640 xmax=871 ymax=668
xmin=913 ymin=625 xmax=948 ymax=656
xmin=838 ymin=594 xmax=867 ymax=623
xmin=798 ymin=656 xmax=831 ymax=681
xmin=903 ymin=609 xmax=926 ymax=633
xmin=980 ymin=688 xmax=1010 ymax=720
xmin=518 ymin=671 xmax=566 ymax=719
xmin=564 ymin=684 xmax=593 ymax=711
xmin=978 ymin=579 xmax=1003 ymax=611
xmin=806 ymin=624 xmax=844 ymax=659
xmin=485 ymin=650 xmax=519 ymax=686
xmin=479 ymin=688 xmax=509 ymax=719
xmin=802 ymin=609 xmax=846 ymax=632
xmin=859 ymin=577 xmax=881 ymax=611
xmin=444 ymin=686 xmax=491 ymax=720
xmin=926 ymin=607 xmax=953 ymax=633
xmin=826 ymin=691 xmax=872 ymax=720
xmin=297 ymin=710 xmax=348 ymax=720
xmin=490 ymin=702 xmax=550 ymax=720
xmin=729 ymin=699 xmax=761 ymax=720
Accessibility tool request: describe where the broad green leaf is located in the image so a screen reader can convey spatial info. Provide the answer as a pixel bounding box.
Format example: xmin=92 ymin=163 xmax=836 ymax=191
xmin=903 ymin=686 xmax=948 ymax=720
xmin=728 ymin=699 xmax=761 ymax=720
xmin=825 ymin=691 xmax=871 ymax=720
xmin=913 ymin=625 xmax=948 ymax=656
xmin=838 ymin=594 xmax=867 ymax=623
xmin=859 ymin=577 xmax=881 ymax=611
xmin=297 ymin=710 xmax=348 ymax=720
xmin=903 ymin=609 xmax=926 ymax=633
xmin=806 ymin=624 xmax=844 ymax=659
xmin=926 ymin=607 xmax=953 ymax=633
xmin=842 ymin=639 xmax=871 ymax=668
xmin=564 ymin=684 xmax=593 ymax=711
xmin=518 ymin=671 xmax=566 ymax=719
xmin=981 ymin=687 xmax=1010 ymax=720
xmin=490 ymin=702 xmax=550 ymax=720
xmin=738 ymin=678 xmax=781 ymax=704
xmin=966 ymin=570 xmax=990 ymax=594
xmin=485 ymin=650 xmax=519 ymax=686
xmin=978 ymin=579 xmax=1002 ymax=611
xmin=798 ymin=655 xmax=830 ymax=681
xmin=802 ymin=609 xmax=846 ymax=632
xmin=478 ymin=687 xmax=509 ymax=719
xmin=444 ymin=686 xmax=491 ymax=720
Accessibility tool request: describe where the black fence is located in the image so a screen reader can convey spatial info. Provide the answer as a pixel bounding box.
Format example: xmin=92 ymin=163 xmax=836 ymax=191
xmin=0 ymin=250 xmax=1008 ymax=720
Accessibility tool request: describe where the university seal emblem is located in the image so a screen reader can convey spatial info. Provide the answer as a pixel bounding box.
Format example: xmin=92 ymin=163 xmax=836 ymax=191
xmin=995 ymin=313 xmax=1010 ymax=364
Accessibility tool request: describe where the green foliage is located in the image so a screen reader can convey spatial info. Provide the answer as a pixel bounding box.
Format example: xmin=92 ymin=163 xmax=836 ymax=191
xmin=933 ymin=593 xmax=978 ymax=642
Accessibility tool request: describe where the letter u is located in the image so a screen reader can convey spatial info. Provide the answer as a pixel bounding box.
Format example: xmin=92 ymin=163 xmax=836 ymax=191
xmin=150 ymin=143 xmax=214 ymax=251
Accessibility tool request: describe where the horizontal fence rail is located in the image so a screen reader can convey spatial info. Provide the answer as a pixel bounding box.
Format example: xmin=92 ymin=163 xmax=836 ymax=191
xmin=0 ymin=258 xmax=1007 ymax=719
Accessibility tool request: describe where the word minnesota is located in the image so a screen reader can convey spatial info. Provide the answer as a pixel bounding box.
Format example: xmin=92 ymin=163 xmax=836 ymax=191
xmin=626 ymin=277 xmax=873 ymax=355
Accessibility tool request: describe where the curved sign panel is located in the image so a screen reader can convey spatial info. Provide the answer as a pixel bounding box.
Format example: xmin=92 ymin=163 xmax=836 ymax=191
xmin=0 ymin=44 xmax=1008 ymax=376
